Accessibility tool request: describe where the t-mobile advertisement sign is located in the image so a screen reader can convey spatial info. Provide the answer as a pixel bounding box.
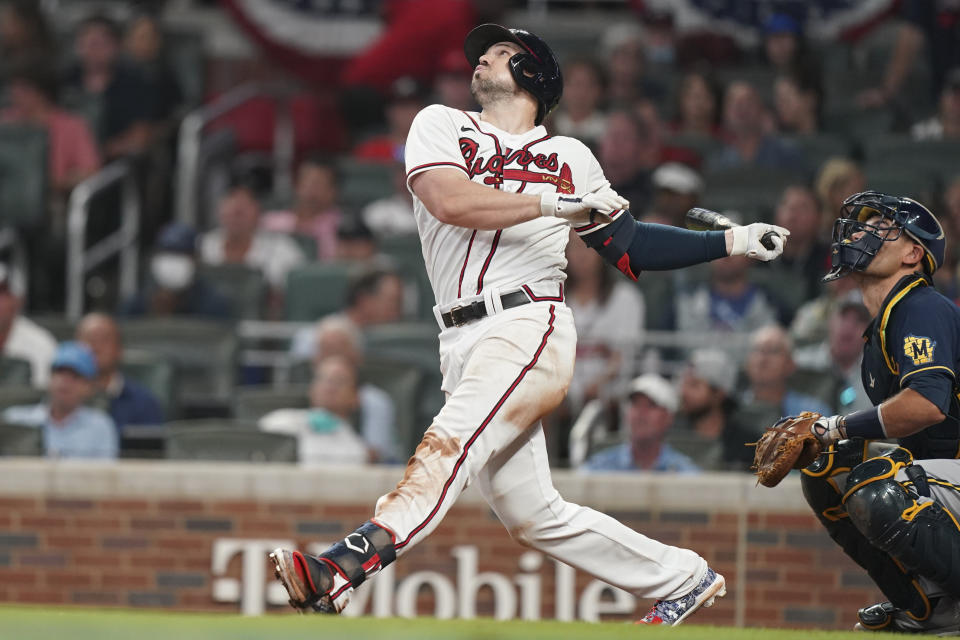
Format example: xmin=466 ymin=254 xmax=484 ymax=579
xmin=211 ymin=538 xmax=636 ymax=620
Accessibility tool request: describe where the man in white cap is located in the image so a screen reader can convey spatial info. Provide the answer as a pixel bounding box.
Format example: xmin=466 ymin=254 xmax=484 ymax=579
xmin=670 ymin=349 xmax=739 ymax=470
xmin=644 ymin=162 xmax=705 ymax=227
xmin=582 ymin=373 xmax=699 ymax=472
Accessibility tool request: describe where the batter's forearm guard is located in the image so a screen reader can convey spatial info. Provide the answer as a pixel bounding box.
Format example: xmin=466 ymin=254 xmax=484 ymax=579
xmin=579 ymin=214 xmax=728 ymax=280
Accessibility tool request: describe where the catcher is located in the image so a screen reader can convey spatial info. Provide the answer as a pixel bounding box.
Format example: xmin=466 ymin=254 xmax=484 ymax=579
xmin=753 ymin=191 xmax=960 ymax=634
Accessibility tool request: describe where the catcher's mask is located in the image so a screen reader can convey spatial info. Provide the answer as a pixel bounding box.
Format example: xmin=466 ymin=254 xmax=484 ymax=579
xmin=823 ymin=190 xmax=945 ymax=282
xmin=463 ymin=24 xmax=563 ymax=126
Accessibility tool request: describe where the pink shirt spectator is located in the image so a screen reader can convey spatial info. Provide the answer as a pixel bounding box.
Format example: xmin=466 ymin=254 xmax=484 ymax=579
xmin=260 ymin=208 xmax=342 ymax=261
xmin=0 ymin=108 xmax=100 ymax=190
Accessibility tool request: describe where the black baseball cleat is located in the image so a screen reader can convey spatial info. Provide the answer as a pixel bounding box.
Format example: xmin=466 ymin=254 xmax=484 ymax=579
xmin=269 ymin=548 xmax=336 ymax=614
xmin=855 ymin=598 xmax=960 ymax=635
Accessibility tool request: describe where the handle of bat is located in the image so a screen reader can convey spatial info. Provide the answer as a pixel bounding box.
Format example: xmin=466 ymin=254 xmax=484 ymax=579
xmin=759 ymin=230 xmax=777 ymax=251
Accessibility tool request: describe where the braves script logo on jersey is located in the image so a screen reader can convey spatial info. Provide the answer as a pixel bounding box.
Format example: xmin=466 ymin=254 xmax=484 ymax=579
xmin=459 ymin=138 xmax=575 ymax=193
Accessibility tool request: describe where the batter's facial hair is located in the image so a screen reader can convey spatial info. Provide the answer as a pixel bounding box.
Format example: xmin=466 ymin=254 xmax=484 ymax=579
xmin=470 ymin=74 xmax=519 ymax=108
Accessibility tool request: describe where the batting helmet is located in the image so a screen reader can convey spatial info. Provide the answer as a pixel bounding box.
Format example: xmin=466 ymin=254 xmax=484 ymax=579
xmin=823 ymin=190 xmax=945 ymax=282
xmin=463 ymin=24 xmax=562 ymax=126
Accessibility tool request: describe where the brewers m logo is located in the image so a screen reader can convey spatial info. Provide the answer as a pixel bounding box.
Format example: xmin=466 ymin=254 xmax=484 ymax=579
xmin=904 ymin=335 xmax=935 ymax=365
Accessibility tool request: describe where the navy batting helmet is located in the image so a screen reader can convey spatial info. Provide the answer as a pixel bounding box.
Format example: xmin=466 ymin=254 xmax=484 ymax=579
xmin=464 ymin=24 xmax=562 ymax=126
xmin=823 ymin=190 xmax=945 ymax=282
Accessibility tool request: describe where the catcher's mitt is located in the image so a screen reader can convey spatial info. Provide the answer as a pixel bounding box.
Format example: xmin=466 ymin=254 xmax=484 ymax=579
xmin=751 ymin=411 xmax=823 ymax=488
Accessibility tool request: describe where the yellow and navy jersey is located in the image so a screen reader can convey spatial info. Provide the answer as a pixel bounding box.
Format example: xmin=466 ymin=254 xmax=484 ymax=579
xmin=861 ymin=273 xmax=960 ymax=459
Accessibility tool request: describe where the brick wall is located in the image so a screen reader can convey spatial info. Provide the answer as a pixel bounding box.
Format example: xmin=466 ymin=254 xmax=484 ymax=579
xmin=0 ymin=461 xmax=880 ymax=629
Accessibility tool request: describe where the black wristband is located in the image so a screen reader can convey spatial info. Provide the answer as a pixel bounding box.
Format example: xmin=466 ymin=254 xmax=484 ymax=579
xmin=841 ymin=407 xmax=887 ymax=440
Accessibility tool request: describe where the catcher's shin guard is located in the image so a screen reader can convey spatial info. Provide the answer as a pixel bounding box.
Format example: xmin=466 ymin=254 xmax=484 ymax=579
xmin=801 ymin=443 xmax=931 ymax=619
xmin=844 ymin=458 xmax=960 ymax=601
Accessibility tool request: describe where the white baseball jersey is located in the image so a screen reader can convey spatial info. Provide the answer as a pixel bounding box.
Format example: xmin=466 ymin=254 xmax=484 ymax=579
xmin=405 ymin=104 xmax=620 ymax=307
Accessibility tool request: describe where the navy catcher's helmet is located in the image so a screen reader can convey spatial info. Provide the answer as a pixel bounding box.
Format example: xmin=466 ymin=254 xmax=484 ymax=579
xmin=464 ymin=24 xmax=562 ymax=125
xmin=823 ymin=190 xmax=945 ymax=282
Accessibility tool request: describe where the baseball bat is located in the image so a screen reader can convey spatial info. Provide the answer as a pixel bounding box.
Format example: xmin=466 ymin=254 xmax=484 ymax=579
xmin=685 ymin=207 xmax=778 ymax=251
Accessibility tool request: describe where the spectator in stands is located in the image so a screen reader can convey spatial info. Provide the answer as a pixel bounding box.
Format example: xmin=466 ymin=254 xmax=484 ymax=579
xmin=1 ymin=59 xmax=101 ymax=197
xmin=201 ymin=180 xmax=306 ymax=314
xmin=120 ymin=222 xmax=231 ymax=319
xmin=858 ymin=2 xmax=960 ymax=109
xmin=431 ymin=48 xmax=475 ymax=111
xmin=336 ymin=215 xmax=379 ymax=262
xmin=261 ymin=154 xmax=343 ymax=261
xmin=353 ymin=76 xmax=426 ymax=163
xmin=0 ymin=1 xmax=55 ymax=70
xmin=790 ymin=274 xmax=861 ymax=347
xmin=61 ymin=15 xmax=151 ymax=159
xmin=123 ymin=12 xmax=183 ymax=124
xmin=642 ymin=162 xmax=704 ymax=226
xmin=362 ymin=161 xmax=418 ymax=237
xmin=670 ymin=69 xmax=721 ymax=139
xmin=597 ymin=109 xmax=657 ymax=215
xmin=565 ymin=230 xmax=645 ymax=413
xmin=0 ymin=263 xmax=55 ymax=389
xmin=814 ymin=157 xmax=866 ymax=234
xmin=307 ymin=316 xmax=399 ymax=463
xmin=3 ymin=341 xmax=117 ymax=459
xmin=600 ymin=22 xmax=662 ymax=107
xmin=581 ymin=374 xmax=699 ymax=473
xmin=794 ymin=301 xmax=873 ymax=414
xmin=759 ymin=13 xmax=818 ymax=77
xmin=75 ymin=312 xmax=163 ymax=433
xmin=912 ymin=67 xmax=960 ymax=141
xmin=550 ymin=57 xmax=608 ymax=149
xmin=707 ymin=81 xmax=805 ymax=172
xmin=774 ymin=68 xmax=823 ymax=136
xmin=933 ymin=175 xmax=960 ymax=300
xmin=673 ymin=243 xmax=779 ymax=334
xmin=260 ymin=354 xmax=370 ymax=467
xmin=290 ymin=266 xmax=405 ymax=361
xmin=760 ymin=185 xmax=830 ymax=317
xmin=669 ymin=349 xmax=739 ymax=471
xmin=739 ymin=324 xmax=833 ymax=418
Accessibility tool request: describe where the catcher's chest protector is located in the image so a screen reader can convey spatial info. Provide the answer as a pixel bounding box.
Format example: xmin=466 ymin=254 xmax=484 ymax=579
xmin=861 ymin=275 xmax=960 ymax=460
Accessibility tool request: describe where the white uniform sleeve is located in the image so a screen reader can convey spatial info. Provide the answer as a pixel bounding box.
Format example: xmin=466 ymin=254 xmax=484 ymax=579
xmin=405 ymin=104 xmax=470 ymax=188
xmin=572 ymin=144 xmax=629 ymax=237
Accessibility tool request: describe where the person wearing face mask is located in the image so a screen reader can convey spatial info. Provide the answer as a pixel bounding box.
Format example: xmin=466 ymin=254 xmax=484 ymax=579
xmin=119 ymin=222 xmax=231 ymax=319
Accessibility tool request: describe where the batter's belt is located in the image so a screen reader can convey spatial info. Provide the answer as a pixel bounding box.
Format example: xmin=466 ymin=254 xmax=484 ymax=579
xmin=441 ymin=290 xmax=531 ymax=328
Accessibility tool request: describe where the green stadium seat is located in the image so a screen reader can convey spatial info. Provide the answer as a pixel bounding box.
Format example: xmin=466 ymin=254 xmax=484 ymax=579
xmin=165 ymin=427 xmax=297 ymax=462
xmin=359 ymin=356 xmax=425 ymax=457
xmin=861 ymin=137 xmax=960 ymax=184
xmin=199 ymin=263 xmax=267 ymax=320
xmin=0 ymin=124 xmax=47 ymax=229
xmin=784 ymin=135 xmax=853 ymax=168
xmin=285 ymin=262 xmax=358 ymax=322
xmin=863 ymin=165 xmax=938 ymax=203
xmin=379 ymin=235 xmax=435 ymax=320
xmin=703 ymin=167 xmax=805 ymax=222
xmin=339 ymin=160 xmax=395 ymax=211
xmin=0 ymin=356 xmax=32 ymax=386
xmin=0 ymin=386 xmax=43 ymax=411
xmin=31 ymin=314 xmax=76 ymax=341
xmin=119 ymin=318 xmax=238 ymax=413
xmin=165 ymin=418 xmax=259 ymax=433
xmin=121 ymin=348 xmax=177 ymax=419
xmin=0 ymin=422 xmax=43 ymax=456
xmin=232 ymin=385 xmax=310 ymax=421
xmin=822 ymin=106 xmax=894 ymax=139
xmin=165 ymin=28 xmax=206 ymax=107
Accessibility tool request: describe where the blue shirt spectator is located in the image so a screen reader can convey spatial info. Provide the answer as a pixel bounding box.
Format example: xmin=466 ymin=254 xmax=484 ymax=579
xmin=579 ymin=374 xmax=701 ymax=474
xmin=2 ymin=341 xmax=117 ymax=459
xmin=77 ymin=312 xmax=164 ymax=432
xmin=583 ymin=442 xmax=700 ymax=473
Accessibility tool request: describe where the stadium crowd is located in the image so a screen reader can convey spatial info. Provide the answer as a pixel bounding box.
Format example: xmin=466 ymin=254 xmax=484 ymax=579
xmin=0 ymin=0 xmax=958 ymax=472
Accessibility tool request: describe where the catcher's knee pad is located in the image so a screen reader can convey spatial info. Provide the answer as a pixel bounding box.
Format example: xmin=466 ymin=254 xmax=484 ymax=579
xmin=801 ymin=438 xmax=872 ymax=518
xmin=844 ymin=458 xmax=960 ymax=601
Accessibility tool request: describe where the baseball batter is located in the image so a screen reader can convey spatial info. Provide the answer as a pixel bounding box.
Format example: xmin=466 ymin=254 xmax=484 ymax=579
xmin=271 ymin=24 xmax=788 ymax=625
